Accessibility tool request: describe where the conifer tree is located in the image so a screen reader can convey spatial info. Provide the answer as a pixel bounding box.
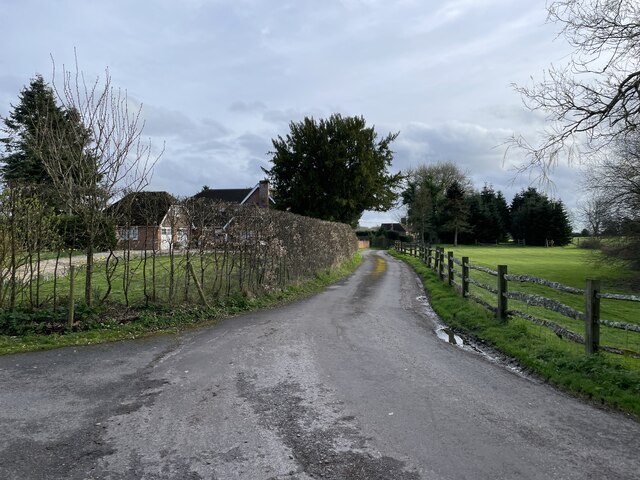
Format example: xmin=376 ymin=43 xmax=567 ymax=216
xmin=0 ymin=75 xmax=65 ymax=185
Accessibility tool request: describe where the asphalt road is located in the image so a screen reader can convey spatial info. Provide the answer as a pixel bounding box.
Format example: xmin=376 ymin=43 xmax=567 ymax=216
xmin=1 ymin=250 xmax=639 ymax=479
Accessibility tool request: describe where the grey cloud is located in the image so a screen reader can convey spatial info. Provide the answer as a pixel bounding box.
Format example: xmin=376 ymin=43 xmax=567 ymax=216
xmin=140 ymin=104 xmax=198 ymax=138
xmin=262 ymin=107 xmax=327 ymax=127
xmin=229 ymin=101 xmax=268 ymax=113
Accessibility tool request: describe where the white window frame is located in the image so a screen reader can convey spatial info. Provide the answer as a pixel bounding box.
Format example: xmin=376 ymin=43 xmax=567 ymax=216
xmin=117 ymin=226 xmax=139 ymax=241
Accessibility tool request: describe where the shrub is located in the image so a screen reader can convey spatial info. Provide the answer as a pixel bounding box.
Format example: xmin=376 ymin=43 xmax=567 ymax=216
xmin=578 ymin=237 xmax=602 ymax=250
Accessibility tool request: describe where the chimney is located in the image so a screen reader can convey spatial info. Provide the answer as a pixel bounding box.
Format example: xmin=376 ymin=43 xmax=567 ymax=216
xmin=258 ymin=180 xmax=270 ymax=208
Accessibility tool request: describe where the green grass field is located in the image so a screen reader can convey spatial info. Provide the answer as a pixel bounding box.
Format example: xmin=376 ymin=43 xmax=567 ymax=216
xmin=442 ymin=244 xmax=636 ymax=292
xmin=423 ymin=244 xmax=640 ymax=359
xmin=15 ymin=252 xmax=288 ymax=309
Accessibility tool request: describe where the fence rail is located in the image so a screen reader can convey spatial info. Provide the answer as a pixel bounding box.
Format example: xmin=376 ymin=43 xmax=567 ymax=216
xmin=395 ymin=241 xmax=640 ymax=358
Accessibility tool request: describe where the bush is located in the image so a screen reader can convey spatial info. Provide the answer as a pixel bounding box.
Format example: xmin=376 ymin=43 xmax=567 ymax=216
xmin=577 ymin=237 xmax=602 ymax=250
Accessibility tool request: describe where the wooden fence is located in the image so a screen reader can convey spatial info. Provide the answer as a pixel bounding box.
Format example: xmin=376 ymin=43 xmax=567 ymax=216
xmin=395 ymin=241 xmax=640 ymax=358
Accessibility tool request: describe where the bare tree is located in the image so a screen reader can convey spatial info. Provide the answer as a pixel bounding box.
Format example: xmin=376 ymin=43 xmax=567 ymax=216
xmin=39 ymin=55 xmax=162 ymax=306
xmin=585 ymin=133 xmax=640 ymax=213
xmin=577 ymin=195 xmax=611 ymax=236
xmin=511 ymin=0 xmax=640 ymax=175
xmin=581 ymin=130 xmax=640 ymax=265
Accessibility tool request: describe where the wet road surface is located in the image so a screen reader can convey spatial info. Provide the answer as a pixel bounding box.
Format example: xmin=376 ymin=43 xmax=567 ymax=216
xmin=1 ymin=250 xmax=639 ymax=479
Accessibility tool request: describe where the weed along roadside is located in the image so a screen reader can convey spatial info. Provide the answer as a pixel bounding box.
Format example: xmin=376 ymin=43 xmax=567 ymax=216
xmin=391 ymin=244 xmax=640 ymax=419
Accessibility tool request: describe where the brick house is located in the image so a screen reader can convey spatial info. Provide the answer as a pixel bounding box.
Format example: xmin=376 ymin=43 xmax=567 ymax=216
xmin=108 ymin=191 xmax=189 ymax=252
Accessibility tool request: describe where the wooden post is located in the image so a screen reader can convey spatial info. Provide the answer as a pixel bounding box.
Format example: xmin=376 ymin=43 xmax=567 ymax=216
xmin=438 ymin=249 xmax=445 ymax=280
xmin=497 ymin=265 xmax=508 ymax=322
xmin=447 ymin=251 xmax=454 ymax=286
xmin=68 ymin=265 xmax=75 ymax=328
xmin=585 ymin=279 xmax=600 ymax=355
xmin=427 ymin=247 xmax=432 ymax=268
xmin=461 ymin=256 xmax=469 ymax=298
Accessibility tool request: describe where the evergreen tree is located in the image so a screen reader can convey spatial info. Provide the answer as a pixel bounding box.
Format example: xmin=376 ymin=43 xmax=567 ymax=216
xmin=441 ymin=180 xmax=470 ymax=246
xmin=0 ymin=76 xmax=93 ymax=207
xmin=265 ymin=114 xmax=402 ymax=227
xmin=510 ymin=188 xmax=572 ymax=246
xmin=464 ymin=185 xmax=510 ymax=244
xmin=0 ymin=75 xmax=65 ymax=185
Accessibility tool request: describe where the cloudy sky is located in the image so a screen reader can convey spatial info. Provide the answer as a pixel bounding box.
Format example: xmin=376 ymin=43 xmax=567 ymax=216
xmin=1 ymin=0 xmax=584 ymax=227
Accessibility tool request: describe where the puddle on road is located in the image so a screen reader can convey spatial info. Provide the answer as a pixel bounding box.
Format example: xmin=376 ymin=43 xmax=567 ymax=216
xmin=436 ymin=327 xmax=463 ymax=346
xmin=415 ymin=295 xmax=528 ymax=378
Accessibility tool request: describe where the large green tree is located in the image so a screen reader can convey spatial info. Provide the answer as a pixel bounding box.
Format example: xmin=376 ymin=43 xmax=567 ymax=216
xmin=1 ymin=76 xmax=94 ymax=201
xmin=264 ymin=114 xmax=402 ymax=227
xmin=402 ymin=162 xmax=471 ymax=243
xmin=0 ymin=75 xmax=66 ymax=186
xmin=440 ymin=180 xmax=471 ymax=246
xmin=510 ymin=188 xmax=572 ymax=246
xmin=464 ymin=185 xmax=510 ymax=244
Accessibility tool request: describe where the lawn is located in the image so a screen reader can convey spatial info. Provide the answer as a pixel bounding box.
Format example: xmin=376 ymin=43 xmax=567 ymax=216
xmin=440 ymin=244 xmax=635 ymax=292
xmin=401 ymin=244 xmax=640 ymax=367
xmin=19 ymin=252 xmax=277 ymax=308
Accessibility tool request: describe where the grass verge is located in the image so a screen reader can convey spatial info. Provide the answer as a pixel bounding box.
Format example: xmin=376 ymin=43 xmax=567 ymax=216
xmin=390 ymin=249 xmax=640 ymax=419
xmin=0 ymin=253 xmax=362 ymax=356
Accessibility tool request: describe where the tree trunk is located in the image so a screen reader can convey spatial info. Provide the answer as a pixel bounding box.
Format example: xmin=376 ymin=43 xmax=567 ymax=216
xmin=85 ymin=243 xmax=94 ymax=306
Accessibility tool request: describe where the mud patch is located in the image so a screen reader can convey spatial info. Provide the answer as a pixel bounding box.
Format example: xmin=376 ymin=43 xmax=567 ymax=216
xmin=237 ymin=373 xmax=420 ymax=480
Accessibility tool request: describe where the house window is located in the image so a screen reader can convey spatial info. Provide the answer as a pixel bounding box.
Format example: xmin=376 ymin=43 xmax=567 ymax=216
xmin=161 ymin=227 xmax=171 ymax=236
xmin=117 ymin=226 xmax=139 ymax=241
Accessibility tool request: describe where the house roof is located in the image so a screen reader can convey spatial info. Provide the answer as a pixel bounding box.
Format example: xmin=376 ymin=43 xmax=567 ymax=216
xmin=193 ymin=188 xmax=253 ymax=203
xmin=381 ymin=223 xmax=407 ymax=234
xmin=107 ymin=191 xmax=175 ymax=225
xmin=193 ymin=184 xmax=276 ymax=205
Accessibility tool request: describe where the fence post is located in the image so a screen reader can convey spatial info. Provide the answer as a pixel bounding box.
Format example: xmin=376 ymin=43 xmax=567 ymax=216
xmin=447 ymin=251 xmax=454 ymax=286
xmin=461 ymin=256 xmax=469 ymax=298
xmin=497 ymin=265 xmax=508 ymax=322
xmin=585 ymin=279 xmax=600 ymax=355
xmin=438 ymin=249 xmax=445 ymax=280
xmin=427 ymin=247 xmax=432 ymax=268
xmin=68 ymin=265 xmax=75 ymax=328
